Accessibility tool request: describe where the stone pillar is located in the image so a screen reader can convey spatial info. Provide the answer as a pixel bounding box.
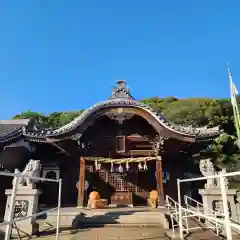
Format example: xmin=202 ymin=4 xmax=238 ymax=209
xmin=4 ymin=187 xmax=42 ymax=237
xmin=199 ymin=188 xmax=238 ymax=231
xmin=156 ymin=156 xmax=164 ymax=207
xmin=77 ymin=157 xmax=85 ymax=208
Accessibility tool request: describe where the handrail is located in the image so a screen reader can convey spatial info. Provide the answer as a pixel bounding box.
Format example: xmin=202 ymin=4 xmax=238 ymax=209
xmin=177 ymin=171 xmax=240 ymax=240
xmin=0 ymin=171 xmax=62 ymax=240
xmin=179 ymin=170 xmax=240 ymax=183
xmin=166 ymin=195 xmax=228 ymax=238
xmin=166 ymin=195 xmax=190 ymax=237
xmin=184 ymin=195 xmax=223 ymax=236
xmin=0 ymin=171 xmax=59 ymax=182
xmin=0 ymin=207 xmax=59 ymax=226
xmin=185 ymin=195 xmax=240 ymax=236
xmin=184 ymin=195 xmax=224 ymax=217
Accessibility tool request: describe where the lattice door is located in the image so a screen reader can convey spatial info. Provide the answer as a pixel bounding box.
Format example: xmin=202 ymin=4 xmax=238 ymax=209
xmin=107 ymin=172 xmax=136 ymax=192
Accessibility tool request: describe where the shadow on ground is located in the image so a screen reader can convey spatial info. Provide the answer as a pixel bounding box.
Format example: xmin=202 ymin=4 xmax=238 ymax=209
xmin=72 ymin=209 xmax=149 ymax=229
xmin=37 ymin=209 xmax=155 ymax=237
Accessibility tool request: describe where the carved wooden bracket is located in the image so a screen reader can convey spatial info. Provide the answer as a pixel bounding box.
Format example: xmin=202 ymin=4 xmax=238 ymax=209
xmin=105 ymin=108 xmax=135 ymax=124
xmin=71 ymin=133 xmax=82 ymax=141
xmin=151 ymin=135 xmax=165 ymax=155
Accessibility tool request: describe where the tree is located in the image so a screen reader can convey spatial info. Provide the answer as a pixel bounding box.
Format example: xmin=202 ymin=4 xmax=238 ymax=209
xmin=12 ymin=95 xmax=239 ymax=135
xmin=12 ymin=109 xmax=84 ymax=129
xmin=13 ymin=109 xmax=49 ymax=128
xmin=191 ymin=134 xmax=240 ymax=171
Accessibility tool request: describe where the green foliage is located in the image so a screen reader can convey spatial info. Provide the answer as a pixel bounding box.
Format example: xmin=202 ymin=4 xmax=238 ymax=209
xmin=140 ymin=96 xmax=236 ymax=132
xmin=11 ymin=96 xmax=240 ymax=169
xmin=13 ymin=109 xmax=84 ymax=129
xmin=191 ymin=134 xmax=240 ymax=171
xmin=11 ymin=96 xmax=237 ymax=134
xmin=13 ymin=109 xmax=49 ymax=128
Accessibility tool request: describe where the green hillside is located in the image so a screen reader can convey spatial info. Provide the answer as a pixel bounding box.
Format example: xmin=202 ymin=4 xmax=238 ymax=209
xmin=12 ymin=96 xmax=237 ymax=134
xmin=12 ymin=96 xmax=240 ymax=171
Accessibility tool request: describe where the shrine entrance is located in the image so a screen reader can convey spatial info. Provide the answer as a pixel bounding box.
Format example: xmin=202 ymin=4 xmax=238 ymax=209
xmin=34 ymin=81 xmax=218 ymax=208
xmin=0 ymin=81 xmax=220 ymax=211
xmin=76 ymin=154 xmax=165 ymax=208
xmin=74 ymin=103 xmax=166 ymax=207
xmin=85 ymin=160 xmax=157 ymax=206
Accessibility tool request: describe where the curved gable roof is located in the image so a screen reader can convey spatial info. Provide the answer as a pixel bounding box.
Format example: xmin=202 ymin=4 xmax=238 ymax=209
xmin=23 ymin=81 xmax=220 ymax=142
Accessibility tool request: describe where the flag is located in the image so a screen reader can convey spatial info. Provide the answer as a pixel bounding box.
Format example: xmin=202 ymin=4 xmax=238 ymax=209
xmin=230 ymin=73 xmax=238 ymax=107
xmin=228 ymin=65 xmax=240 ymax=139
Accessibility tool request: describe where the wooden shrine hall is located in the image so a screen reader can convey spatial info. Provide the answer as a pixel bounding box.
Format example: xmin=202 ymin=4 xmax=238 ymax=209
xmin=0 ymin=80 xmax=220 ymax=209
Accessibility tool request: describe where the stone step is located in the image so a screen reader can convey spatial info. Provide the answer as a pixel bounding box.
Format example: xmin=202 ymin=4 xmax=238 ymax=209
xmin=47 ymin=215 xmax=168 ymax=226
xmin=48 ymin=209 xmax=168 ymax=216
xmin=46 ymin=208 xmax=170 ymax=229
xmin=38 ymin=227 xmax=170 ymax=240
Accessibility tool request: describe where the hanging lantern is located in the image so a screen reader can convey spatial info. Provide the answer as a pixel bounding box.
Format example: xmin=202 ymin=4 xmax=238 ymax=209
xmin=95 ymin=160 xmax=101 ymax=170
xmin=138 ymin=162 xmax=143 ymax=170
xmin=110 ymin=161 xmax=114 ymax=172
xmin=126 ymin=161 xmax=129 ymax=171
xmin=95 ymin=160 xmax=98 ymax=169
xmin=166 ymin=172 xmax=170 ymax=180
xmin=162 ymin=171 xmax=166 ymax=183
xmin=118 ymin=164 xmax=123 ymax=173
xmin=143 ymin=160 xmax=148 ymax=171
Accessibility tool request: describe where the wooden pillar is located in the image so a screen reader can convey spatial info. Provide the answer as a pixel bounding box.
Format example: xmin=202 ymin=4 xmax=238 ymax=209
xmin=78 ymin=157 xmax=85 ymax=208
xmin=156 ymin=156 xmax=164 ymax=206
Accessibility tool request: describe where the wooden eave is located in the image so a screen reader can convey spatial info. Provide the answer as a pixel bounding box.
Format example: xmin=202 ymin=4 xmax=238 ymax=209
xmin=22 ymin=99 xmax=221 ymax=143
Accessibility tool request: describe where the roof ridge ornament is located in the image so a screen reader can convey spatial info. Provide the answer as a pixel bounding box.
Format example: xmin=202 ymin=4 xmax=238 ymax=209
xmin=109 ymin=80 xmax=134 ymax=100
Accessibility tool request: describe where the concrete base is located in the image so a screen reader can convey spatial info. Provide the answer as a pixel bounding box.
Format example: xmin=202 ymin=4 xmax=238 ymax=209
xmin=109 ymin=204 xmax=117 ymax=208
xmin=199 ymin=188 xmax=237 ymax=220
xmin=76 ymin=206 xmax=84 ymax=209
xmin=4 ymin=187 xmax=42 ymax=237
xmin=199 ymin=187 xmax=238 ymax=235
xmin=109 ymin=204 xmax=133 ymax=208
xmin=127 ymin=204 xmax=133 ymax=208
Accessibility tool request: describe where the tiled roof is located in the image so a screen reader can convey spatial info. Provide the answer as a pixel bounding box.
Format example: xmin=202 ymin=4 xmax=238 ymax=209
xmin=0 ymin=119 xmax=32 ymax=143
xmin=23 ymin=81 xmax=220 ymax=140
xmin=0 ymin=82 xmax=221 ymax=144
xmin=23 ymin=99 xmax=221 ymax=142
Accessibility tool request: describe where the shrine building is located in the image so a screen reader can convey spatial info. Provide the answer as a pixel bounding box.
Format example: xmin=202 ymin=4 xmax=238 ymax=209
xmin=0 ymin=81 xmax=220 ymax=211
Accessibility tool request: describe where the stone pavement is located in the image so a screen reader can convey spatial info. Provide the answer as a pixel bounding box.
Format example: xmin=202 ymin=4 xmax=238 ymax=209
xmin=35 ymin=227 xmax=169 ymax=240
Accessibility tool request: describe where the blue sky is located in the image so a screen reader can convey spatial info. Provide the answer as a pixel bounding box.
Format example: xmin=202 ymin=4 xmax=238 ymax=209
xmin=0 ymin=0 xmax=240 ymax=119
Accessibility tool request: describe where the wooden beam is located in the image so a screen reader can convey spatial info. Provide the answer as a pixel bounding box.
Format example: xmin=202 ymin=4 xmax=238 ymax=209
xmin=46 ymin=138 xmax=70 ymax=156
xmin=156 ymin=156 xmax=164 ymax=206
xmin=50 ymin=142 xmax=70 ymax=156
xmin=84 ymin=156 xmax=155 ymax=163
xmin=77 ymin=157 xmax=86 ymax=207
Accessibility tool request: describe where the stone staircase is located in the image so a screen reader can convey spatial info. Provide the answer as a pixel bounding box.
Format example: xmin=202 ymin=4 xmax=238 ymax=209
xmin=166 ymin=217 xmax=240 ymax=239
xmin=45 ymin=207 xmax=169 ymax=229
xmin=166 ymin=217 xmax=222 ymax=239
xmin=39 ymin=207 xmax=240 ymax=239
